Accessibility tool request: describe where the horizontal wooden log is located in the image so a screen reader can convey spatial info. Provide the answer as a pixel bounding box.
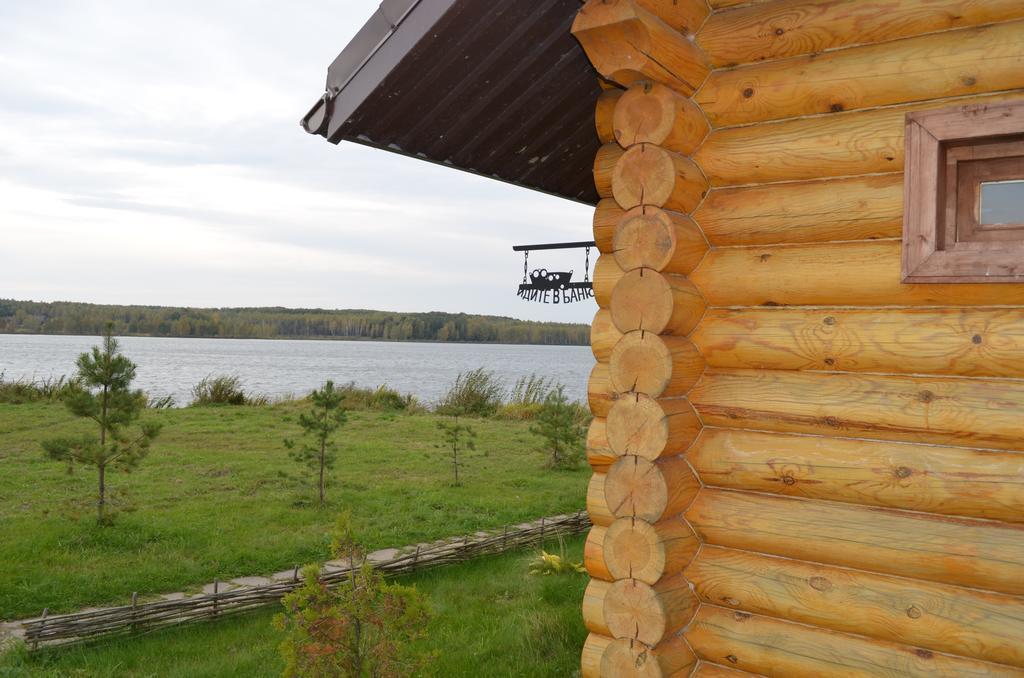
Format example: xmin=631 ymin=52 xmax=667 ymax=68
xmin=688 ymin=545 xmax=1024 ymax=669
xmin=611 ymin=331 xmax=705 ymax=398
xmin=573 ymin=0 xmax=711 ymax=96
xmin=605 ymin=455 xmax=699 ymax=523
xmin=602 ymin=635 xmax=698 ymax=678
xmin=694 ymin=90 xmax=1024 ymax=185
xmin=587 ymin=417 xmax=616 ymax=472
xmin=691 ymin=307 xmax=1024 ymax=378
xmin=613 ymin=144 xmax=708 ymax=214
xmin=604 ymin=573 xmax=697 ymax=646
xmin=588 ymin=361 xmax=619 ymax=418
xmin=611 ymin=269 xmax=706 ymax=336
xmin=685 ymin=489 xmax=1024 ymax=596
xmin=634 ymin=0 xmax=710 ymax=35
xmin=581 ymin=633 xmax=614 ymax=678
xmin=614 ymin=81 xmax=709 ymax=154
xmin=686 ymin=605 xmax=1022 ymax=678
xmin=692 ymin=174 xmax=903 ymax=246
xmin=595 ymin=143 xmax=626 ymax=198
xmin=588 ymin=472 xmax=615 ymax=527
xmin=593 ymin=199 xmax=624 ymax=254
xmin=690 ymin=367 xmax=1024 ymax=451
xmin=585 ymin=579 xmax=614 ymax=636
xmin=697 ymin=0 xmax=1024 ymax=68
xmin=697 ymin=20 xmax=1024 ymax=126
xmin=596 ymin=88 xmax=624 ymax=144
xmin=593 ymin=254 xmax=625 ymax=309
xmin=585 ymin=526 xmax=613 ymax=581
xmin=689 ymin=240 xmax=1024 ymax=307
xmin=614 ymin=206 xmax=708 ymax=274
xmin=591 ymin=309 xmax=623 ymax=363
xmin=692 ymin=663 xmax=762 ymax=677
xmin=607 ymin=394 xmax=701 ymax=460
xmin=689 ymin=428 xmax=1024 ymax=524
xmin=604 ymin=516 xmax=700 ymax=584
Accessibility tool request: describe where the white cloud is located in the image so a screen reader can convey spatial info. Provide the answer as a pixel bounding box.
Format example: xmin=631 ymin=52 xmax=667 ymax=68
xmin=0 ymin=1 xmax=596 ymax=324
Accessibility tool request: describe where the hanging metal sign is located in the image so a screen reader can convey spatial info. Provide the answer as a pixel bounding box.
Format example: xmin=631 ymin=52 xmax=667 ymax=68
xmin=512 ymin=241 xmax=595 ymax=304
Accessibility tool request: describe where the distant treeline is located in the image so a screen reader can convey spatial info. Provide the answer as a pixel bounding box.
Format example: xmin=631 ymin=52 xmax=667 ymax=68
xmin=0 ymin=299 xmax=589 ymax=346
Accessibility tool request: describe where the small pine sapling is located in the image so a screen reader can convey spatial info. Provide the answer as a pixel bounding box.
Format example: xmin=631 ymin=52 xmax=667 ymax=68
xmin=531 ymin=386 xmax=584 ymax=470
xmin=436 ymin=416 xmax=475 ymax=486
xmin=275 ymin=512 xmax=432 ymax=677
xmin=285 ymin=380 xmax=347 ymax=507
xmin=42 ymin=326 xmax=161 ymax=525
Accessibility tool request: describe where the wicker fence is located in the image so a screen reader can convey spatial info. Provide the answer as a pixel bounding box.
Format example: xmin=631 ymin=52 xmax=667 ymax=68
xmin=20 ymin=510 xmax=591 ymax=649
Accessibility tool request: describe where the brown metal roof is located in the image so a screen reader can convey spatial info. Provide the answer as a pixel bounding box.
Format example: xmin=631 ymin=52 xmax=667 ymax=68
xmin=301 ymin=0 xmax=601 ymax=205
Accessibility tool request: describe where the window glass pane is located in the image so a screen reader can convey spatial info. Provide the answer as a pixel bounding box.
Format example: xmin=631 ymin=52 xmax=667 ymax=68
xmin=980 ymin=180 xmax=1024 ymax=225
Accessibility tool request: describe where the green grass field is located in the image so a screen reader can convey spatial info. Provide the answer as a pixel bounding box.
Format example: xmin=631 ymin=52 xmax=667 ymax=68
xmin=2 ymin=538 xmax=588 ymax=677
xmin=0 ymin=402 xmax=588 ymax=619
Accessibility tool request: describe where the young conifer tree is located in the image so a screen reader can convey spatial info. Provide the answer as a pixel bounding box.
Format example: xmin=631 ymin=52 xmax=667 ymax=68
xmin=531 ymin=386 xmax=585 ymax=470
xmin=42 ymin=326 xmax=161 ymax=525
xmin=285 ymin=380 xmax=347 ymax=507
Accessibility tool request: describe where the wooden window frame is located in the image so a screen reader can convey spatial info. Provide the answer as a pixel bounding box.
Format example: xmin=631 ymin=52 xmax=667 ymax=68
xmin=903 ymin=100 xmax=1024 ymax=283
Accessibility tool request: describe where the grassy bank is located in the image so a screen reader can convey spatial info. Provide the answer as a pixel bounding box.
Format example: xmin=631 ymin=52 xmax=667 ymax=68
xmin=0 ymin=402 xmax=588 ymax=619
xmin=3 ymin=538 xmax=588 ymax=677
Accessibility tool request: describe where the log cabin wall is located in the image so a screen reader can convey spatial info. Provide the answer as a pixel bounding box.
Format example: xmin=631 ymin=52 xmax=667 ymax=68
xmin=575 ymin=1 xmax=1024 ymax=676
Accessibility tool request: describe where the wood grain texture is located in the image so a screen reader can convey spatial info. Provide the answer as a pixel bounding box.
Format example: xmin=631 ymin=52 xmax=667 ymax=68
xmin=595 ymin=143 xmax=626 ymax=198
xmin=587 ymin=417 xmax=617 ymax=472
xmin=692 ymin=174 xmax=903 ymax=246
xmin=602 ymin=635 xmax=698 ymax=678
xmin=594 ymin=198 xmax=625 ymax=254
xmin=588 ymin=472 xmax=615 ymax=528
xmin=698 ymin=20 xmax=1024 ymax=126
xmin=604 ymin=573 xmax=697 ymax=646
xmin=594 ymin=254 xmax=625 ymax=309
xmin=585 ymin=525 xmax=613 ymax=581
xmin=611 ymin=331 xmax=706 ymax=398
xmin=694 ymin=90 xmax=1024 ymax=186
xmin=689 ymin=240 xmax=1024 ymax=307
xmin=692 ymin=663 xmax=763 ymax=677
xmin=613 ymin=143 xmax=708 ymax=214
xmin=573 ymin=0 xmax=711 ymax=95
xmin=697 ymin=0 xmax=1024 ymax=68
xmin=687 ymin=545 xmax=1024 ymax=669
xmin=691 ymin=307 xmax=1024 ymax=377
xmin=596 ymin=88 xmax=625 ymax=144
xmin=614 ymin=81 xmax=709 ymax=153
xmin=581 ymin=633 xmax=614 ymax=678
xmin=611 ymin=269 xmax=707 ymax=336
xmin=607 ymin=394 xmax=702 ymax=460
xmin=604 ymin=515 xmax=700 ymax=583
xmin=588 ymin=361 xmax=619 ymax=420
xmin=690 ymin=367 xmax=1024 ymax=450
xmin=689 ymin=428 xmax=1024 ymax=523
xmin=634 ymin=0 xmax=711 ymax=35
xmin=614 ymin=206 xmax=708 ymax=275
xmin=605 ymin=454 xmax=700 ymax=523
xmin=591 ymin=309 xmax=623 ymax=363
xmin=585 ymin=579 xmax=614 ymax=636
xmin=685 ymin=605 xmax=1024 ymax=678
xmin=685 ymin=489 xmax=1024 ymax=596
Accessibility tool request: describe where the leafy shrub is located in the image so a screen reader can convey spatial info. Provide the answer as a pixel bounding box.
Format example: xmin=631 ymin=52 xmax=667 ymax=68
xmin=435 ymin=368 xmax=504 ymax=417
xmin=275 ymin=512 xmax=433 ymax=677
xmin=0 ymin=372 xmax=80 ymax=404
xmin=190 ymin=375 xmax=269 ymax=407
xmin=335 ymin=382 xmax=422 ymax=413
xmin=531 ymin=386 xmax=586 ymax=469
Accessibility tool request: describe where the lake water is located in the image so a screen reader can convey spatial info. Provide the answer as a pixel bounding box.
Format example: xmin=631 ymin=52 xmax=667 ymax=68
xmin=0 ymin=334 xmax=593 ymax=406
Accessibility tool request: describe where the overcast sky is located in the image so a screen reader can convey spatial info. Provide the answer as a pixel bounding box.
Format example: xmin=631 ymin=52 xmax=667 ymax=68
xmin=0 ymin=1 xmax=595 ymax=324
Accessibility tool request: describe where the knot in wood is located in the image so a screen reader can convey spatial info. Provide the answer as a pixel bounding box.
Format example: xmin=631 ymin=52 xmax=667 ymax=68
xmin=733 ymin=611 xmax=751 ymax=621
xmin=759 ymin=253 xmax=771 ymax=262
xmin=722 ymin=596 xmax=740 ymax=606
xmin=915 ymin=649 xmax=933 ymax=659
xmin=918 ymin=390 xmax=935 ymax=404
xmin=774 ymin=27 xmax=785 ymax=36
xmin=906 ymin=605 xmax=923 ymax=619
xmin=742 ymin=87 xmax=755 ymax=99
xmin=781 ymin=474 xmax=796 ymax=486
xmin=726 ymin=655 xmax=739 ymax=664
xmin=895 ymin=466 xmax=913 ymax=479
xmin=823 ymin=358 xmax=836 ymax=367
xmin=824 ymin=416 xmax=841 ymax=428
xmin=823 ymin=316 xmax=836 ymax=326
xmin=808 ymin=576 xmax=832 ymax=592
xmin=972 ymin=334 xmax=983 ymax=345
xmin=830 ymin=103 xmax=844 ymax=113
